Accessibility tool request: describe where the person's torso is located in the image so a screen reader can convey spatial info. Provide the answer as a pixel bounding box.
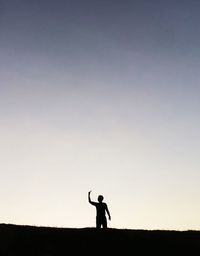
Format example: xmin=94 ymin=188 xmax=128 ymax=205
xmin=96 ymin=203 xmax=107 ymax=217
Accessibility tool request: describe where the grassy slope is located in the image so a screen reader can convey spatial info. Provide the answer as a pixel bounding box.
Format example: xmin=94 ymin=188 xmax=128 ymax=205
xmin=0 ymin=224 xmax=200 ymax=255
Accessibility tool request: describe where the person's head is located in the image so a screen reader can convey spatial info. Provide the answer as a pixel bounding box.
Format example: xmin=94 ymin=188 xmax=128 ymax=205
xmin=98 ymin=195 xmax=104 ymax=202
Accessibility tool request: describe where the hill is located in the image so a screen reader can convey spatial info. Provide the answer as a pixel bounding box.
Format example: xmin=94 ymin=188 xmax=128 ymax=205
xmin=0 ymin=223 xmax=200 ymax=255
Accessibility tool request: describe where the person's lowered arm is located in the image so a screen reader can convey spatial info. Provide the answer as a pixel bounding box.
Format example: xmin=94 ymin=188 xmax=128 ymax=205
xmin=105 ymin=204 xmax=111 ymax=220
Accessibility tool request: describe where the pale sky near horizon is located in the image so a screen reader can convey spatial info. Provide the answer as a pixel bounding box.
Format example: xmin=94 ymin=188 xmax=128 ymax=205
xmin=0 ymin=0 xmax=200 ymax=230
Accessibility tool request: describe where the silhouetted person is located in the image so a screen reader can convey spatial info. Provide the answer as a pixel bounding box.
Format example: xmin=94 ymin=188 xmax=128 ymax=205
xmin=88 ymin=190 xmax=111 ymax=229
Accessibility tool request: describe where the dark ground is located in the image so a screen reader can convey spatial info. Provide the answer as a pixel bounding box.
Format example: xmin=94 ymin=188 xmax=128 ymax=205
xmin=0 ymin=224 xmax=200 ymax=255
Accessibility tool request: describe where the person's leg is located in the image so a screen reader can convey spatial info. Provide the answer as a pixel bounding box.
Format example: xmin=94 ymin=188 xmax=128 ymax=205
xmin=96 ymin=217 xmax=101 ymax=229
xmin=102 ymin=217 xmax=107 ymax=229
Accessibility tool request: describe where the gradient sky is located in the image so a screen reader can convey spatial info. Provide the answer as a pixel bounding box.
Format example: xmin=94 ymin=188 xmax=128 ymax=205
xmin=1 ymin=0 xmax=200 ymax=230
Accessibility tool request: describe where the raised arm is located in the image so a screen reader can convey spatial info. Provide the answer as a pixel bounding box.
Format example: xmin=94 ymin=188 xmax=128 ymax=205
xmin=88 ymin=191 xmax=96 ymax=206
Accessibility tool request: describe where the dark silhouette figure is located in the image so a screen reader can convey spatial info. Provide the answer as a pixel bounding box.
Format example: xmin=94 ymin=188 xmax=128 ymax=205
xmin=88 ymin=190 xmax=111 ymax=229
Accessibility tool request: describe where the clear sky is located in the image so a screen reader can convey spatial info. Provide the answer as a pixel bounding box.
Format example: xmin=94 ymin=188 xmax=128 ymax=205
xmin=1 ymin=0 xmax=200 ymax=230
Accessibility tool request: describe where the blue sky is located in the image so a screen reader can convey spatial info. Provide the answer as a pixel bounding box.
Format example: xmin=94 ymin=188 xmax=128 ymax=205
xmin=0 ymin=0 xmax=200 ymax=230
